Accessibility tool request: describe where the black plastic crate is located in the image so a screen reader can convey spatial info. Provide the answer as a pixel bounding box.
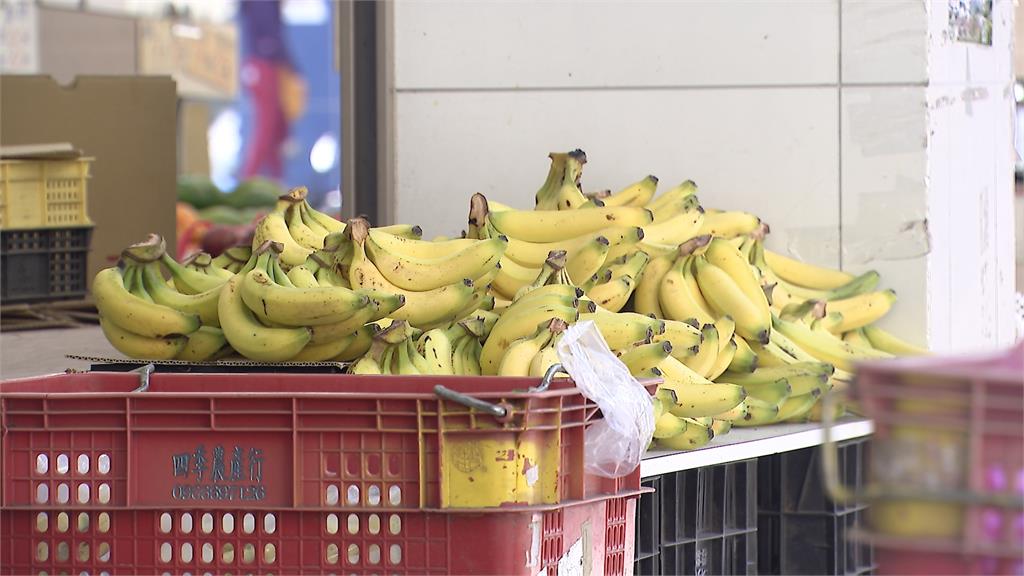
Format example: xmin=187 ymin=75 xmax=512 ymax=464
xmin=757 ymin=438 xmax=875 ymax=575
xmin=634 ymin=459 xmax=758 ymax=575
xmin=0 ymin=226 xmax=91 ymax=303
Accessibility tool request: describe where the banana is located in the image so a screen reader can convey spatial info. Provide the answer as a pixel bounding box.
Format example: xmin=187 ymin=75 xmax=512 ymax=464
xmin=492 ymin=257 xmax=541 ymax=300
xmin=420 ymin=328 xmax=456 ymax=375
xmin=694 ymin=256 xmax=770 ymax=343
xmin=287 ymin=265 xmax=320 ymax=288
xmin=479 ymin=303 xmax=579 ymax=375
xmin=93 ymin=267 xmax=201 ymax=338
xmin=634 ymin=254 xmax=672 ymax=317
xmin=365 ymin=234 xmax=506 ymax=291
xmin=728 ymin=336 xmax=759 ymax=372
xmin=603 ymin=175 xmax=658 ymax=207
xmin=335 ymin=324 xmax=378 ymax=361
xmin=175 ymin=326 xmax=230 ymax=361
xmin=315 ymin=265 xmax=350 ymax=289
xmin=124 ymin=267 xmax=153 ymax=302
xmin=488 ymin=203 xmax=653 ymax=243
xmin=368 ymin=229 xmax=476 ymax=260
xmin=653 ymin=411 xmax=688 ymax=439
xmin=252 ymin=210 xmax=313 ymax=266
xmin=184 ymin=252 xmax=234 ymax=280
xmin=162 ymin=253 xmax=227 ymax=295
xmin=309 ymin=291 xmax=404 ymax=345
xmin=658 ymin=355 xmax=712 ymax=386
xmin=641 ymin=197 xmax=704 ymax=245
xmin=825 ymin=290 xmax=897 ymax=333
xmin=681 ymin=324 xmax=719 ymax=378
xmin=764 ymin=249 xmax=855 ymax=290
xmin=711 ymin=399 xmax=749 ymax=422
xmin=721 ymin=361 xmax=832 ymax=396
xmin=842 ymin=328 xmax=873 ymax=348
xmin=657 ymin=418 xmax=714 ymax=451
xmin=286 ymin=202 xmax=325 ymax=250
xmin=579 ymin=311 xmax=662 ymax=349
xmin=498 ymin=319 xmax=563 ymax=377
xmin=618 ymin=341 xmax=674 ymax=374
xmin=604 ymin=250 xmax=649 ymax=283
xmin=241 ymin=267 xmax=369 ymax=326
xmin=565 ymin=236 xmax=610 ymax=284
xmin=305 ymin=205 xmax=346 ymax=235
xmin=528 ymin=334 xmax=563 ymax=377
xmin=653 ymin=320 xmax=703 ymax=353
xmin=212 ymin=245 xmax=252 ymax=271
xmin=534 ymin=150 xmax=588 ymax=210
xmin=218 ymin=274 xmax=313 ymax=361
xmin=862 ymin=325 xmax=928 ymax=355
xmin=737 ymin=376 xmax=791 ymax=405
xmin=459 ymin=337 xmax=483 ymax=376
xmin=299 ymin=202 xmax=330 ymax=237
xmin=697 ymin=210 xmax=761 ymax=238
xmin=660 ymin=255 xmax=715 ymax=326
xmin=656 ymin=382 xmax=746 ymax=419
xmin=714 ymin=316 xmax=736 ymax=354
xmin=645 ymin=180 xmax=697 ymax=221
xmin=140 ymin=264 xmax=221 ymax=327
xmin=777 ymin=390 xmax=822 ymax=422
xmin=99 ymin=316 xmax=188 ymax=359
xmin=733 ymin=396 xmax=782 ymax=427
xmin=290 ymin=332 xmax=357 ymax=362
xmin=706 ymin=237 xmax=772 ymax=322
xmin=375 ymin=224 xmax=423 ymax=239
xmin=711 ymin=419 xmax=733 ymax=437
xmin=771 ymin=315 xmax=888 ymax=372
xmin=585 ymin=275 xmax=635 ymax=312
xmin=706 ymin=338 xmax=737 ymax=380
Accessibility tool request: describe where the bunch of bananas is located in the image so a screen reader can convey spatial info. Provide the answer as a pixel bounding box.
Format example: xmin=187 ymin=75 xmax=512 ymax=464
xmin=96 ymin=151 xmax=928 ymax=454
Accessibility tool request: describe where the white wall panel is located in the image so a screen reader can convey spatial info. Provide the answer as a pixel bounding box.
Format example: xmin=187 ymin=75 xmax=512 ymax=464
xmin=394 ymin=0 xmax=838 ymax=90
xmin=841 ymin=0 xmax=927 ymax=84
xmin=395 ymin=87 xmax=839 ymax=264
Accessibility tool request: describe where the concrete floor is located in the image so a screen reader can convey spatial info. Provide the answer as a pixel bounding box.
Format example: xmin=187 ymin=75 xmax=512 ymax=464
xmin=0 ymin=326 xmax=119 ymax=380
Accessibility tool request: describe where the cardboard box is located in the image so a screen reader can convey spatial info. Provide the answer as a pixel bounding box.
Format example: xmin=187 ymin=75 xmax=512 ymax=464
xmin=0 ymin=75 xmax=177 ymax=287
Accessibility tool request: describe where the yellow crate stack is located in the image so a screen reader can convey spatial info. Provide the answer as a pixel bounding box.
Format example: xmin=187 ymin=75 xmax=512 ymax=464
xmin=0 ymin=157 xmax=94 ymax=230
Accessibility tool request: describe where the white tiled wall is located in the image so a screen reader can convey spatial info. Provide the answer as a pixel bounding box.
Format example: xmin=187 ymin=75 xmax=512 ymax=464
xmin=390 ymin=0 xmax=1017 ymax=350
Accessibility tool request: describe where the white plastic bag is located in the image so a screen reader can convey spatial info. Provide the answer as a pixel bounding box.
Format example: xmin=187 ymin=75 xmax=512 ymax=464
xmin=556 ymin=320 xmax=655 ymax=478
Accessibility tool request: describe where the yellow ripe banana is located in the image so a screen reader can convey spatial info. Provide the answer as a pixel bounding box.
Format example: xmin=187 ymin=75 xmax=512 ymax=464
xmin=842 ymin=328 xmax=874 ymax=349
xmin=287 ymin=265 xmax=320 ymax=288
xmin=660 ymin=255 xmax=715 ymax=326
xmin=315 ymin=265 xmax=350 ymax=289
xmin=728 ymin=336 xmax=759 ymax=372
xmin=493 ymin=257 xmax=541 ymax=300
xmin=618 ymin=341 xmax=674 ymax=374
xmin=682 ymin=256 xmax=716 ymax=319
xmin=459 ymin=337 xmax=483 ymax=376
xmin=93 ymin=267 xmax=201 ymax=338
xmin=634 ymin=254 xmax=672 ymax=318
xmin=655 ymin=382 xmax=746 ymax=419
xmin=681 ymin=324 xmax=719 ymax=378
xmin=657 ymin=418 xmax=714 ymax=451
xmin=400 ymin=339 xmax=431 ymax=374
xmin=139 ymin=264 xmax=221 ymax=327
xmin=605 ymin=250 xmax=649 ymax=283
xmin=772 ymin=315 xmax=888 ymax=372
xmin=706 ymin=237 xmax=771 ymax=321
xmin=733 ymin=396 xmax=782 ymax=427
xmin=658 ymin=355 xmax=712 ymax=386
xmin=697 ymin=210 xmax=761 ymax=238
xmin=565 ymin=236 xmax=611 ymax=284
xmin=722 ymin=361 xmax=832 ymax=397
xmin=218 ymin=275 xmax=312 ymax=361
xmin=309 ymin=291 xmax=404 ymax=345
xmin=714 ymin=316 xmax=736 ymax=354
xmin=579 ymin=311 xmax=662 ymax=349
xmin=654 ymin=319 xmax=703 ymax=353
xmin=585 ymin=274 xmax=635 ymax=312
xmin=161 ymin=253 xmax=227 ymax=294
xmin=419 ymin=328 xmax=456 ymax=375
xmin=100 ymin=316 xmax=188 ymax=360
xmin=241 ymin=268 xmax=369 ymax=327
xmin=252 ymin=211 xmax=313 ymax=266
xmin=175 ymin=326 xmax=231 ymax=361
xmin=488 ymin=204 xmax=653 ymax=243
xmin=529 ymin=338 xmax=562 ymax=377
xmin=498 ymin=322 xmax=556 ymax=377
xmin=291 ymin=332 xmax=357 ymax=362
xmin=534 ymin=150 xmax=588 ymax=211
xmin=764 ymin=249 xmax=855 ymax=290
xmin=862 ymin=325 xmax=928 ymax=356
xmin=367 ymin=229 xmax=475 ymax=260
xmin=711 ymin=399 xmax=749 ymax=422
xmin=777 ymin=390 xmax=822 ymax=422
xmin=299 ymin=203 xmax=330 ymax=237
xmin=694 ymin=256 xmax=770 ymax=344
xmin=711 ymin=419 xmax=732 ymax=437
xmin=603 ymin=175 xmax=658 ymax=207
xmin=286 ymin=203 xmax=326 ymax=250
xmin=641 ymin=200 xmax=704 ymax=246
xmin=375 ymin=224 xmax=423 ymax=239
xmin=738 ymin=376 xmax=791 ymax=406
xmin=825 ymin=290 xmax=897 ymax=333
xmin=706 ymin=338 xmax=737 ymax=380
xmin=365 ymin=234 xmax=507 ymax=291
xmin=645 ymin=180 xmax=697 ymax=221
xmin=653 ymin=411 xmax=688 ymax=439
xmin=335 ymin=324 xmax=377 ymax=361
xmin=479 ymin=304 xmax=578 ymax=375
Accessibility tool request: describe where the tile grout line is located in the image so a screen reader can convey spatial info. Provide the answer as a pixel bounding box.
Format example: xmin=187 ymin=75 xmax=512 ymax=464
xmin=837 ymin=0 xmax=844 ymax=271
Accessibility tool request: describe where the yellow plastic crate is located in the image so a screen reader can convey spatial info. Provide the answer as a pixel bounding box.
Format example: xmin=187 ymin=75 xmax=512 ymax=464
xmin=0 ymin=157 xmax=94 ymax=230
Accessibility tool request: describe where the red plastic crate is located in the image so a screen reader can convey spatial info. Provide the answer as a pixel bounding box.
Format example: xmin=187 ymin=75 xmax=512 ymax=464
xmin=0 ymin=370 xmax=646 ymax=574
xmin=849 ymin=342 xmax=1024 ymax=573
